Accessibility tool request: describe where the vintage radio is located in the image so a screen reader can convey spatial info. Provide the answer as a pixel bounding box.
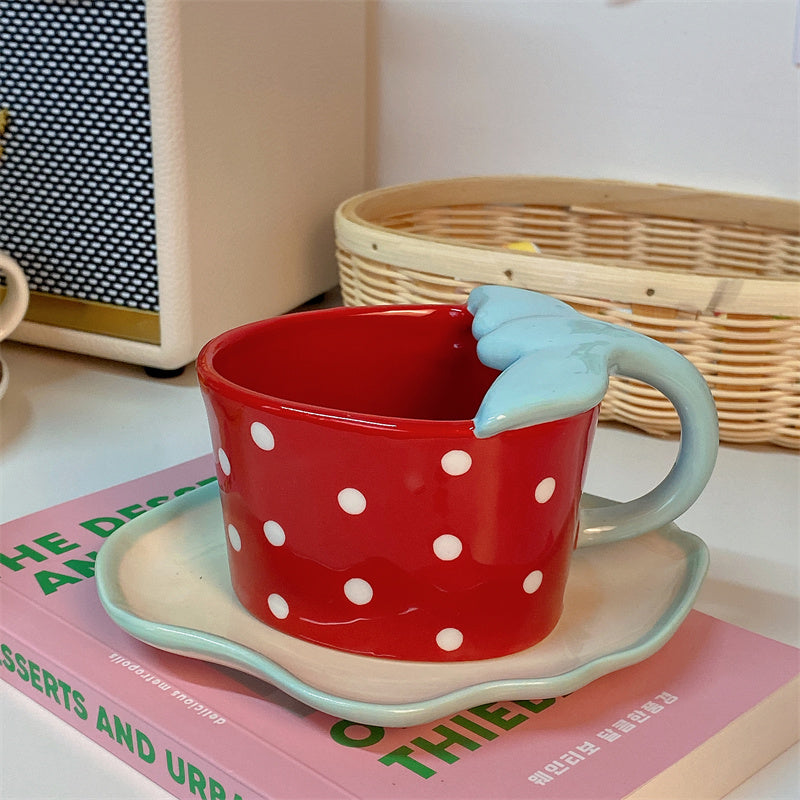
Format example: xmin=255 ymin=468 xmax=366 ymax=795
xmin=0 ymin=0 xmax=365 ymax=373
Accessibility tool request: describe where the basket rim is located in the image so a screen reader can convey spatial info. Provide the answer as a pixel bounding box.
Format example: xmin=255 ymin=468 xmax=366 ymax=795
xmin=335 ymin=176 xmax=800 ymax=318
xmin=339 ymin=175 xmax=800 ymax=232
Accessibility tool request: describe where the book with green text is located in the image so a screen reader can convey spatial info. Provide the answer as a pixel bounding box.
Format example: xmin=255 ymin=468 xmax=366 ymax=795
xmin=1 ymin=455 xmax=798 ymax=799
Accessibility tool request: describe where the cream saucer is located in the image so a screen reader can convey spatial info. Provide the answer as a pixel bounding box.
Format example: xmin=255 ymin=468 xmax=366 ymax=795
xmin=96 ymin=483 xmax=708 ymax=727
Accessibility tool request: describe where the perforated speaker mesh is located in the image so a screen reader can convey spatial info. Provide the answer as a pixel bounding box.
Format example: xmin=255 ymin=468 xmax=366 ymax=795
xmin=0 ymin=0 xmax=160 ymax=312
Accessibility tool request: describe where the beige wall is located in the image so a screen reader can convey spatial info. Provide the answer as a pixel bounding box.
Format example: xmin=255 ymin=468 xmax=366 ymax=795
xmin=367 ymin=0 xmax=799 ymax=199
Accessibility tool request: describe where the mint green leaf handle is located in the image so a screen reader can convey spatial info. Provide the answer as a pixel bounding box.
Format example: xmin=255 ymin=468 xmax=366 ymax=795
xmin=467 ymin=286 xmax=719 ymax=546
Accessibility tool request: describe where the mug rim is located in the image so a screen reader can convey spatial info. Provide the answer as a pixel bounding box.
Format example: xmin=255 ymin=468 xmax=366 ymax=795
xmin=197 ymin=303 xmax=483 ymax=436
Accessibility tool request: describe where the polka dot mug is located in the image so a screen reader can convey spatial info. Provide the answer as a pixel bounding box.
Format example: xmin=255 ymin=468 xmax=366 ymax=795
xmin=197 ymin=286 xmax=718 ymax=662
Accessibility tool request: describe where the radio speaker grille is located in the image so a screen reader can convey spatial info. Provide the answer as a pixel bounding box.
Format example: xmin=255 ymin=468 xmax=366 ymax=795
xmin=0 ymin=0 xmax=160 ymax=312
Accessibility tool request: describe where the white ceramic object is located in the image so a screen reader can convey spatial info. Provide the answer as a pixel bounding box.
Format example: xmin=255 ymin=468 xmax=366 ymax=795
xmin=96 ymin=483 xmax=709 ymax=727
xmin=0 ymin=252 xmax=30 ymax=399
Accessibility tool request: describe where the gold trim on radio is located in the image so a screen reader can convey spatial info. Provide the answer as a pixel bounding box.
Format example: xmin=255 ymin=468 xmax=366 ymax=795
xmin=2 ymin=288 xmax=161 ymax=345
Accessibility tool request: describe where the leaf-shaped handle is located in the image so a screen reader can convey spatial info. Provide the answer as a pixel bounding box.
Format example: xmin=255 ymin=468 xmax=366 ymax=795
xmin=468 ymin=286 xmax=719 ymax=545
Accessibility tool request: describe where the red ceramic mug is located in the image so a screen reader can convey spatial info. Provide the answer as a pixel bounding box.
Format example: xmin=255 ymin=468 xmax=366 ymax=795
xmin=197 ymin=287 xmax=718 ymax=662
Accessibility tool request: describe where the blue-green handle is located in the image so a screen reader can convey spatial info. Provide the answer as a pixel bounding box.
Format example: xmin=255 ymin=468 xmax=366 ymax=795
xmin=467 ymin=286 xmax=719 ymax=546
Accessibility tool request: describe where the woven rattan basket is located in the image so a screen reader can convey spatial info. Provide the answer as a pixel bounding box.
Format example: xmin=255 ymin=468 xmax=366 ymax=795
xmin=335 ymin=176 xmax=800 ymax=448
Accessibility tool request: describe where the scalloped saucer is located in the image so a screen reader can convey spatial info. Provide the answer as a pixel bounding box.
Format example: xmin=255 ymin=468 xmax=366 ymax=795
xmin=96 ymin=482 xmax=708 ymax=727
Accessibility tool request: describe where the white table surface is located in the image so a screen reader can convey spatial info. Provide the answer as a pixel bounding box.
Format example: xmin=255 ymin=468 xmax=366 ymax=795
xmin=1 ymin=307 xmax=798 ymax=799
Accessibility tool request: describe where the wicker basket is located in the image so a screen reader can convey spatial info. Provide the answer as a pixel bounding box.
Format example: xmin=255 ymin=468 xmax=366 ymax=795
xmin=335 ymin=176 xmax=800 ymax=449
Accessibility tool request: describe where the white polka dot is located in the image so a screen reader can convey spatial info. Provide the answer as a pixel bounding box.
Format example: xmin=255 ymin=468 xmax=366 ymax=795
xmin=433 ymin=534 xmax=463 ymax=561
xmin=250 ymin=421 xmax=275 ymax=451
xmin=218 ymin=448 xmax=231 ymax=476
xmin=344 ymin=578 xmax=373 ymax=605
xmin=523 ymin=569 xmax=543 ymax=594
xmin=436 ymin=628 xmax=464 ymax=652
xmin=263 ymin=520 xmax=285 ymax=546
xmin=535 ymin=477 xmax=556 ymax=503
xmin=227 ymin=524 xmax=241 ymax=551
xmin=441 ymin=450 xmax=472 ymax=476
xmin=338 ymin=488 xmax=366 ymax=515
xmin=267 ymin=593 xmax=289 ymax=619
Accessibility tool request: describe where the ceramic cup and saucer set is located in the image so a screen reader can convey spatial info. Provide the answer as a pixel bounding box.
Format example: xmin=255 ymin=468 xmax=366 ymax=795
xmin=97 ymin=286 xmax=718 ymax=726
xmin=0 ymin=251 xmax=30 ymax=401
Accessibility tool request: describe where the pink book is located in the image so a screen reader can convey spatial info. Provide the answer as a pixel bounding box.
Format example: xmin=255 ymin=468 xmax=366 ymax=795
xmin=1 ymin=455 xmax=797 ymax=799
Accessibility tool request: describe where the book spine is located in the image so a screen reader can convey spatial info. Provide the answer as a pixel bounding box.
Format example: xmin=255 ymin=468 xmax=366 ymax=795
xmin=0 ymin=617 xmax=256 ymax=800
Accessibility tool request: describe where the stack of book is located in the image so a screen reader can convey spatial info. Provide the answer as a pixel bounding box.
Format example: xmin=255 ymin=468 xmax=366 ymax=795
xmin=1 ymin=455 xmax=797 ymax=799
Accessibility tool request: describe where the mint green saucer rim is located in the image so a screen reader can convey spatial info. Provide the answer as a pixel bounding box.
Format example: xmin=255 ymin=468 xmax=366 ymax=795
xmin=96 ymin=482 xmax=708 ymax=728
